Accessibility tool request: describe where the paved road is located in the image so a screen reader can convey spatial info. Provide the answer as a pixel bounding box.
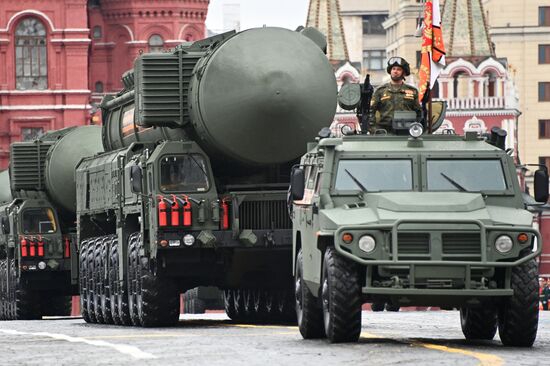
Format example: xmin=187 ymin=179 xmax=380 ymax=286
xmin=0 ymin=311 xmax=548 ymax=366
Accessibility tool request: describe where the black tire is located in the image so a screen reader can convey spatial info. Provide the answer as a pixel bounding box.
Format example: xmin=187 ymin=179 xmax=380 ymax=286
xmin=460 ymin=306 xmax=497 ymax=340
xmin=86 ymin=238 xmax=97 ymax=323
xmin=295 ymin=249 xmax=325 ymax=339
xmin=385 ymin=303 xmax=400 ymax=312
xmin=79 ymin=239 xmax=91 ymax=323
xmin=92 ymin=237 xmax=105 ymax=324
xmin=100 ymin=237 xmax=114 ymax=324
xmin=322 ymin=247 xmax=362 ymax=343
xmin=371 ymin=302 xmax=385 ymax=312
xmin=253 ymin=290 xmax=269 ymax=323
xmin=498 ymin=259 xmax=539 ymax=347
xmin=277 ymin=289 xmax=297 ymax=323
xmin=127 ymin=233 xmax=141 ymax=326
xmin=242 ymin=289 xmax=256 ymax=323
xmin=134 ymin=233 xmax=180 ymax=327
xmin=108 ymin=237 xmax=121 ymax=325
xmin=5 ymin=259 xmax=17 ymax=320
xmin=14 ymin=280 xmax=41 ymax=320
xmin=111 ymin=237 xmax=131 ymax=326
xmin=232 ymin=289 xmax=246 ymax=322
xmin=41 ymin=295 xmax=72 ymax=316
xmin=0 ymin=259 xmax=7 ymax=320
xmin=224 ymin=290 xmax=237 ymax=320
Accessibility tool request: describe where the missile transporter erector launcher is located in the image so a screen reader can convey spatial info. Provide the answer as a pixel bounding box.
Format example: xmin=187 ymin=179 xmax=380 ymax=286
xmin=76 ymin=27 xmax=337 ymax=326
xmin=0 ymin=127 xmax=103 ymax=320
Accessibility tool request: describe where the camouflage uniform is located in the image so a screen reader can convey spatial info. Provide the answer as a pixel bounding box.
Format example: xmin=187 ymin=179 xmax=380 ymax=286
xmin=369 ymin=83 xmax=422 ymax=134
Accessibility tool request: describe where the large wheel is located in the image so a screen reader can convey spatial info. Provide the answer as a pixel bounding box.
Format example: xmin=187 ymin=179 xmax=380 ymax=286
xmin=5 ymin=259 xmax=17 ymax=320
xmin=100 ymin=237 xmax=113 ymax=324
xmin=295 ymin=249 xmax=325 ymax=339
xmin=132 ymin=233 xmax=180 ymax=327
xmin=232 ymin=289 xmax=246 ymax=322
xmin=242 ymin=289 xmax=256 ymax=323
xmin=110 ymin=237 xmax=131 ymax=326
xmin=253 ymin=290 xmax=269 ymax=323
xmin=92 ymin=237 xmax=105 ymax=324
xmin=321 ymin=247 xmax=362 ymax=343
xmin=277 ymin=289 xmax=297 ymax=323
xmin=108 ymin=237 xmax=121 ymax=325
xmin=14 ymin=279 xmax=41 ymax=320
xmin=79 ymin=239 xmax=91 ymax=323
xmin=460 ymin=306 xmax=497 ymax=340
xmin=371 ymin=302 xmax=385 ymax=312
xmin=0 ymin=259 xmax=7 ymax=320
xmin=385 ymin=303 xmax=400 ymax=312
xmin=498 ymin=259 xmax=539 ymax=347
xmin=85 ymin=238 xmax=97 ymax=323
xmin=127 ymin=233 xmax=141 ymax=326
xmin=223 ymin=290 xmax=237 ymax=320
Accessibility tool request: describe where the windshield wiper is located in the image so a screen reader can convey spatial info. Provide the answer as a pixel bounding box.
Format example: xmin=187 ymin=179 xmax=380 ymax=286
xmin=440 ymin=173 xmax=469 ymax=192
xmin=345 ymin=169 xmax=368 ymax=193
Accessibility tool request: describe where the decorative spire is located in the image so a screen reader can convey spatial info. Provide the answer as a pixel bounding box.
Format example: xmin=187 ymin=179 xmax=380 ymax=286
xmin=441 ymin=0 xmax=495 ymax=59
xmin=306 ymin=0 xmax=349 ymax=62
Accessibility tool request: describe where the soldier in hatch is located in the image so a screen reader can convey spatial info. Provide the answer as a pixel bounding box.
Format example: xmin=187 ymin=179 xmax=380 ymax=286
xmin=369 ymin=57 xmax=422 ymax=134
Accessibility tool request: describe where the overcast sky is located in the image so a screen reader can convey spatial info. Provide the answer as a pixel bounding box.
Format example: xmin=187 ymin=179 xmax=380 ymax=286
xmin=206 ymin=0 xmax=310 ymax=32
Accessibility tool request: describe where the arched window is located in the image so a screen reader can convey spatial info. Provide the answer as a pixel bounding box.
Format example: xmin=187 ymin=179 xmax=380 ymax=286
xmin=148 ymin=34 xmax=164 ymax=52
xmin=15 ymin=18 xmax=48 ymax=90
xmin=485 ymin=72 xmax=497 ymax=97
xmin=94 ymin=81 xmax=104 ymax=93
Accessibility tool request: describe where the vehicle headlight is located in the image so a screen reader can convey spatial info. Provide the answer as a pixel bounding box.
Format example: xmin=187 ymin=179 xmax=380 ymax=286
xmin=495 ymin=235 xmax=513 ymax=253
xmin=358 ymin=235 xmax=376 ymax=253
xmin=38 ymin=261 xmax=47 ymax=270
xmin=183 ymin=234 xmax=195 ymax=246
xmin=409 ymin=122 xmax=423 ymax=138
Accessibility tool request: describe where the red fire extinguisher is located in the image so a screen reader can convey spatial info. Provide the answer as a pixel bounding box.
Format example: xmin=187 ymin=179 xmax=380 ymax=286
xmin=20 ymin=237 xmax=28 ymax=257
xmin=171 ymin=194 xmax=180 ymax=226
xmin=221 ymin=198 xmax=230 ymax=230
xmin=183 ymin=196 xmax=192 ymax=226
xmin=158 ymin=196 xmax=168 ymax=227
xmin=37 ymin=236 xmax=44 ymax=257
xmin=29 ymin=237 xmax=36 ymax=257
xmin=64 ymin=236 xmax=71 ymax=258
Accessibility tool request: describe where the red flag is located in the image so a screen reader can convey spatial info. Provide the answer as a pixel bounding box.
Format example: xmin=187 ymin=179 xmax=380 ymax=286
xmin=418 ymin=0 xmax=446 ymax=102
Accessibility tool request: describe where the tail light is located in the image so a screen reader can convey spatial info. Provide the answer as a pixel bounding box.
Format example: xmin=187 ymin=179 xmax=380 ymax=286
xmin=64 ymin=236 xmax=71 ymax=258
xmin=20 ymin=237 xmax=28 ymax=257
xmin=221 ymin=198 xmax=230 ymax=230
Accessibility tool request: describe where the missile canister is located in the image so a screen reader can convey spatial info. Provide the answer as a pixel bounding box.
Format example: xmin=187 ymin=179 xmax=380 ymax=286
xmin=101 ymin=27 xmax=337 ymax=166
xmin=9 ymin=126 xmax=103 ymax=216
xmin=0 ymin=170 xmax=12 ymax=203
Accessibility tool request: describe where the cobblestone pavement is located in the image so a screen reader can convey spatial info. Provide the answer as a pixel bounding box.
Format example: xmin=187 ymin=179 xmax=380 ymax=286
xmin=0 ymin=311 xmax=548 ymax=366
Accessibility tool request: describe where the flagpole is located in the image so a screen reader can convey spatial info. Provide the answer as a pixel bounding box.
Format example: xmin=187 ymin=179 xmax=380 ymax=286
xmin=428 ymin=87 xmax=432 ymax=133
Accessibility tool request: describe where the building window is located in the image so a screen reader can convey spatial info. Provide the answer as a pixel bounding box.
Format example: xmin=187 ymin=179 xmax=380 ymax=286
xmin=92 ymin=26 xmax=102 ymax=39
xmin=363 ymin=50 xmax=385 ymax=71
xmin=21 ymin=127 xmax=44 ymax=141
xmin=15 ymin=18 xmax=48 ymax=90
xmin=539 ymin=120 xmax=550 ymax=139
xmin=362 ymin=15 xmax=387 ymax=35
xmin=539 ymin=7 xmax=550 ymax=26
xmin=540 ymin=82 xmax=550 ymax=101
xmin=94 ymin=81 xmax=104 ymax=93
xmin=416 ymin=50 xmax=421 ymax=69
xmin=539 ymin=44 xmax=550 ymax=64
xmin=148 ymin=34 xmax=164 ymax=52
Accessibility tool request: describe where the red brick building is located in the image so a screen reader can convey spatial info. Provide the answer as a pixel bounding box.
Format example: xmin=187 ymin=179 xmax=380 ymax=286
xmin=0 ymin=0 xmax=209 ymax=170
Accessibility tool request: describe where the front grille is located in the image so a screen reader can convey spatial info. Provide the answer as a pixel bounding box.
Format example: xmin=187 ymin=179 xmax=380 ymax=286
xmin=397 ymin=233 xmax=430 ymax=254
xmin=239 ymin=200 xmax=291 ymax=230
xmin=442 ymin=233 xmax=481 ymax=255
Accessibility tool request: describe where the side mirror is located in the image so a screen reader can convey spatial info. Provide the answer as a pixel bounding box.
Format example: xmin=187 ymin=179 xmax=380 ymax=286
xmin=534 ymin=168 xmax=549 ymax=203
xmin=1 ymin=216 xmax=9 ymax=235
xmin=290 ymin=168 xmax=305 ymax=201
xmin=130 ymin=165 xmax=143 ymax=193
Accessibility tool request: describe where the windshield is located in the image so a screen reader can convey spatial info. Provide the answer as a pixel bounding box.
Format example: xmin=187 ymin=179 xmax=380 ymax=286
xmin=160 ymin=154 xmax=209 ymax=193
xmin=427 ymin=159 xmax=507 ymax=192
xmin=22 ymin=208 xmax=57 ymax=234
xmin=335 ymin=159 xmax=413 ymax=191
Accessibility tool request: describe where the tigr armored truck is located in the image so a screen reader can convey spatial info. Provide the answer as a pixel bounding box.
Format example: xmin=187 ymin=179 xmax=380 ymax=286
xmin=290 ymin=126 xmax=548 ymax=347
xmin=0 ymin=127 xmax=103 ymax=320
xmin=76 ymin=26 xmax=337 ymax=327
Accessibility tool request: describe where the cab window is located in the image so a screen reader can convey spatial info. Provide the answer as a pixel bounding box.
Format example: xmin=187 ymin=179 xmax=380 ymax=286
xmin=160 ymin=154 xmax=209 ymax=193
xmin=22 ymin=208 xmax=57 ymax=234
xmin=335 ymin=159 xmax=413 ymax=191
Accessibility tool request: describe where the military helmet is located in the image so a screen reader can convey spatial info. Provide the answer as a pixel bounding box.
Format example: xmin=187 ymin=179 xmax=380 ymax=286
xmin=386 ymin=57 xmax=411 ymax=76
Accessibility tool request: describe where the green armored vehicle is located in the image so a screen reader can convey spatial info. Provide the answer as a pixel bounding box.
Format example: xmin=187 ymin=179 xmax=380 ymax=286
xmin=0 ymin=127 xmax=103 ymax=320
xmin=290 ymin=125 xmax=548 ymax=346
xmin=76 ymin=27 xmax=337 ymax=327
